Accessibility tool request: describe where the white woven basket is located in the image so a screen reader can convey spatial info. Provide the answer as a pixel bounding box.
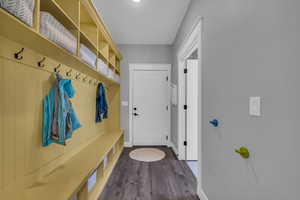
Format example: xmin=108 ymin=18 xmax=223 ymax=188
xmin=0 ymin=0 xmax=35 ymax=27
xmin=40 ymin=12 xmax=77 ymax=55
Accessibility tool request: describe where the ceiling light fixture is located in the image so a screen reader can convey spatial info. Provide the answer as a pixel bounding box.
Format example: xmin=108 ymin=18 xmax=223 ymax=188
xmin=132 ymin=0 xmax=141 ymax=3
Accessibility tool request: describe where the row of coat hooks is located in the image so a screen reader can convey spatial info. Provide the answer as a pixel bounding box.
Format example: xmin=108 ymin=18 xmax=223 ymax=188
xmin=14 ymin=47 xmax=109 ymax=89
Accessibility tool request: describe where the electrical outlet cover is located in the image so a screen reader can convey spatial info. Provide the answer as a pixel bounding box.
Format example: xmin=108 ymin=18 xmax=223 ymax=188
xmin=249 ymin=97 xmax=261 ymax=116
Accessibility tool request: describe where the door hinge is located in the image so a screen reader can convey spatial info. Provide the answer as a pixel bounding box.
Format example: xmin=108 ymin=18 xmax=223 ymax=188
xmin=166 ymin=76 xmax=169 ymax=81
xmin=184 ymin=141 xmax=187 ymax=146
xmin=184 ymin=68 xmax=188 ymax=74
xmin=166 ymin=135 xmax=169 ymax=141
xmin=166 ymin=105 xmax=169 ymax=110
xmin=184 ymin=105 xmax=187 ymax=110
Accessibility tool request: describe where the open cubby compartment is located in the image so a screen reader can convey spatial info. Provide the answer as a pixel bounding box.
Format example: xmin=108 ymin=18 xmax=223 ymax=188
xmin=109 ymin=49 xmax=116 ymax=68
xmin=97 ymin=56 xmax=109 ymax=76
xmin=96 ymin=162 xmax=105 ymax=182
xmin=117 ymin=135 xmax=124 ymax=151
xmin=97 ymin=50 xmax=108 ymax=72
xmin=98 ymin=30 xmax=109 ymax=62
xmin=80 ymin=1 xmax=98 ymax=50
xmin=79 ymin=31 xmax=98 ymax=67
xmin=40 ymin=0 xmax=79 ymax=29
xmin=54 ymin=0 xmax=80 ymax=26
xmin=103 ymin=154 xmax=109 ymax=170
xmin=87 ymin=169 xmax=98 ymax=193
xmin=108 ymin=149 xmax=115 ymax=163
xmin=58 ymin=132 xmax=123 ymax=200
xmin=115 ymin=137 xmax=120 ymax=152
xmin=97 ymin=50 xmax=107 ymax=67
xmin=113 ymin=69 xmax=120 ymax=83
xmin=80 ymin=30 xmax=97 ymax=52
xmin=86 ymin=140 xmax=123 ymax=200
xmin=40 ymin=0 xmax=79 ymax=55
xmin=0 ymin=0 xmax=38 ymax=29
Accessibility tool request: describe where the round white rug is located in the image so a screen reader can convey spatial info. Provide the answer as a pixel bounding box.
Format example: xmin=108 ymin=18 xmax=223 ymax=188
xmin=129 ymin=148 xmax=166 ymax=162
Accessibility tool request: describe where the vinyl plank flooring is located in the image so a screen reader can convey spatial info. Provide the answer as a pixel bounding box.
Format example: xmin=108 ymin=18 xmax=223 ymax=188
xmin=99 ymin=147 xmax=199 ymax=200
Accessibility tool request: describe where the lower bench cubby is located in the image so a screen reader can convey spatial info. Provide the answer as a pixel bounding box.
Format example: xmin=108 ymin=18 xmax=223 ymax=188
xmin=26 ymin=131 xmax=124 ymax=200
xmin=74 ymin=133 xmax=124 ymax=200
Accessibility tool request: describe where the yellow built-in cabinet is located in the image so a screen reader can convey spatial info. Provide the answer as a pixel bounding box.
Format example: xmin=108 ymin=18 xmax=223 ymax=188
xmin=0 ymin=0 xmax=123 ymax=199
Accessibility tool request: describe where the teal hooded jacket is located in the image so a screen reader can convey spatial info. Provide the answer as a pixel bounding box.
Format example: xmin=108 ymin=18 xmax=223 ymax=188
xmin=43 ymin=75 xmax=81 ymax=146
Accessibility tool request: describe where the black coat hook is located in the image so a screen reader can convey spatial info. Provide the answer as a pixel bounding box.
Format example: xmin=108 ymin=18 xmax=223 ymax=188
xmin=66 ymin=69 xmax=72 ymax=77
xmin=14 ymin=48 xmax=24 ymax=60
xmin=54 ymin=64 xmax=61 ymax=73
xmin=75 ymin=73 xmax=81 ymax=80
xmin=38 ymin=57 xmax=46 ymax=68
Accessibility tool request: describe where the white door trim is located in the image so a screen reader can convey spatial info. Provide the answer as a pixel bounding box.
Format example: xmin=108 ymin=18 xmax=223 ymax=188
xmin=129 ymin=63 xmax=171 ymax=147
xmin=186 ymin=60 xmax=199 ymax=161
xmin=176 ymin=17 xmax=206 ymax=198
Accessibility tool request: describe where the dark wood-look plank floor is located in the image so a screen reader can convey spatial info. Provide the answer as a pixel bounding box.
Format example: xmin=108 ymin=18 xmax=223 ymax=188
xmin=99 ymin=146 xmax=200 ymax=200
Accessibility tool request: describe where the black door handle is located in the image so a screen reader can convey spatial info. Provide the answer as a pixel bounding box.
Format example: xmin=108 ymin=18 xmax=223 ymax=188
xmin=133 ymin=113 xmax=139 ymax=116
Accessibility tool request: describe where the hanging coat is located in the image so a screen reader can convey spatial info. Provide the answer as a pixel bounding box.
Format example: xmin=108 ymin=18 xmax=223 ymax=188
xmin=43 ymin=74 xmax=81 ymax=146
xmin=96 ymin=83 xmax=108 ymax=123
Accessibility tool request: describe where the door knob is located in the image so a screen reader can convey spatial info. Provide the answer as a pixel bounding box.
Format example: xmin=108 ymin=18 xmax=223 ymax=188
xmin=133 ymin=113 xmax=139 ymax=116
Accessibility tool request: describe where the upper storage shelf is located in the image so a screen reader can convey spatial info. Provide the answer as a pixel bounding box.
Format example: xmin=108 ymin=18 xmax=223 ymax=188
xmin=40 ymin=0 xmax=79 ymax=30
xmin=98 ymin=30 xmax=109 ymax=63
xmin=55 ymin=0 xmax=80 ymax=26
xmin=80 ymin=1 xmax=97 ymax=51
xmin=0 ymin=0 xmax=122 ymax=81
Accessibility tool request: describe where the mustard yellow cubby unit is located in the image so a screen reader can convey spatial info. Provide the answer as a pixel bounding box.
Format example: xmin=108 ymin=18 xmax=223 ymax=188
xmin=0 ymin=0 xmax=123 ymax=199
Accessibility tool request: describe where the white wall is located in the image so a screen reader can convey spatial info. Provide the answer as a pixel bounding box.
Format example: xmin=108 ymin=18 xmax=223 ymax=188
xmin=118 ymin=44 xmax=172 ymax=142
xmin=172 ymin=0 xmax=300 ymax=199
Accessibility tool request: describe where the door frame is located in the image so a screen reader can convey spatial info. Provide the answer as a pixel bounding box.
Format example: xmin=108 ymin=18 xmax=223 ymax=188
xmin=128 ymin=63 xmax=171 ymax=147
xmin=176 ymin=17 xmax=207 ymax=200
xmin=186 ymin=59 xmax=199 ymax=161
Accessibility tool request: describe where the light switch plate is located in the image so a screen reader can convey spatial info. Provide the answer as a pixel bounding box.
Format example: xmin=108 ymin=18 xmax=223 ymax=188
xmin=249 ymin=97 xmax=261 ymax=116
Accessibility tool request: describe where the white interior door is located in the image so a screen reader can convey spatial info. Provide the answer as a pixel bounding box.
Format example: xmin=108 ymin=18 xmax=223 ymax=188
xmin=132 ymin=69 xmax=170 ymax=146
xmin=186 ymin=60 xmax=198 ymax=160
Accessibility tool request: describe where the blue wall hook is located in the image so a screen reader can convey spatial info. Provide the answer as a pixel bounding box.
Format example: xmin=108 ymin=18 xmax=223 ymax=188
xmin=209 ymin=119 xmax=219 ymax=127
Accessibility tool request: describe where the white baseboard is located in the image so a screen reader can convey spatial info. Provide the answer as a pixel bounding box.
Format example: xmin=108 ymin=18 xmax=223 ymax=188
xmin=169 ymin=142 xmax=179 ymax=157
xmin=198 ymin=188 xmax=208 ymax=200
xmin=124 ymin=142 xmax=133 ymax=147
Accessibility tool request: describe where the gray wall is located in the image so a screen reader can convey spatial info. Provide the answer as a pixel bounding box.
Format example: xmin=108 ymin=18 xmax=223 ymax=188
xmin=118 ymin=44 xmax=173 ymax=142
xmin=172 ymin=0 xmax=300 ymax=199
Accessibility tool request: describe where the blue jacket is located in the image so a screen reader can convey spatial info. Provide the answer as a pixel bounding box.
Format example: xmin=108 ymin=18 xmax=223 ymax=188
xmin=43 ymin=75 xmax=81 ymax=146
xmin=96 ymin=83 xmax=108 ymax=122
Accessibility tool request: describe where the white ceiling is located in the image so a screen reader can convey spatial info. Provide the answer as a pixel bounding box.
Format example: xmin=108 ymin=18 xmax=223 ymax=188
xmin=93 ymin=0 xmax=191 ymax=45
